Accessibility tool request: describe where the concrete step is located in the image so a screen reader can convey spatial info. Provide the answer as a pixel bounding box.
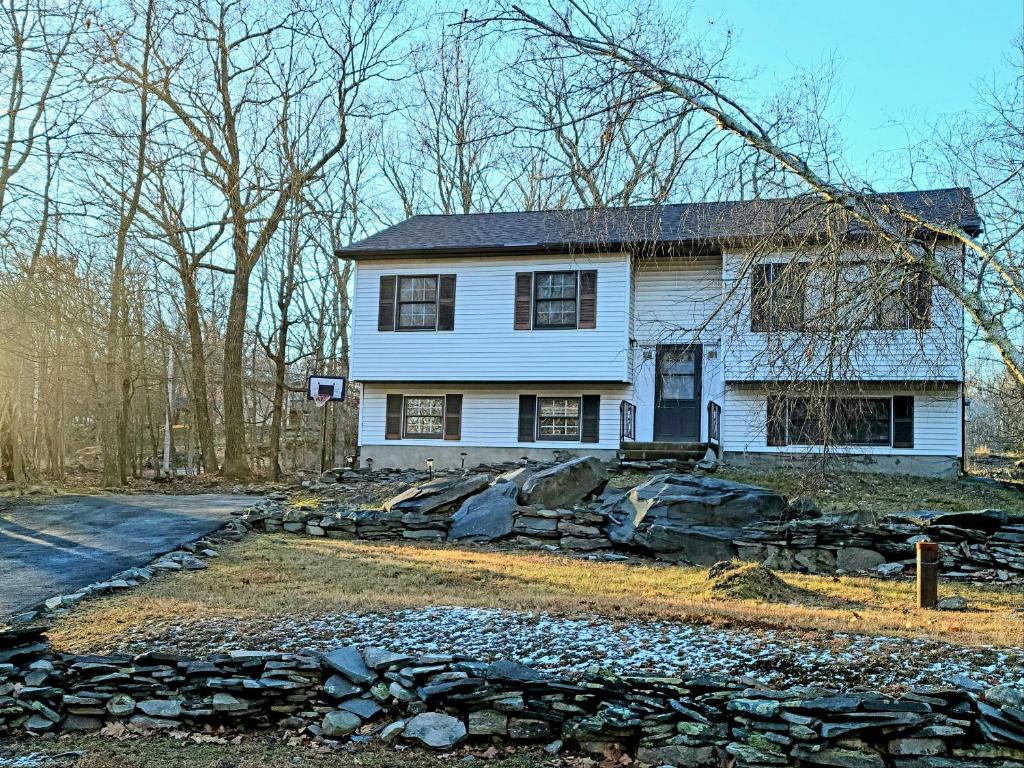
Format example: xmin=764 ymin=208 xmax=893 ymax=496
xmin=618 ymin=442 xmax=708 ymax=461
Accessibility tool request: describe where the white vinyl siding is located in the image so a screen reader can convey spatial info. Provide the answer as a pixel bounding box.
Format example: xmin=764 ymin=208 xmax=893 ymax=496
xmin=720 ymin=384 xmax=962 ymax=457
xmin=632 ymin=256 xmax=723 ymax=345
xmin=360 ymin=384 xmax=627 ymax=450
xmin=719 ymin=246 xmax=964 ymax=383
xmin=351 ymin=254 xmax=631 ymax=382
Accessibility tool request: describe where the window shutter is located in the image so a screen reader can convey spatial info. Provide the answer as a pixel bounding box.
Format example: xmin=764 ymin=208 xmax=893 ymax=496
xmin=378 ymin=275 xmax=396 ymax=332
xmin=892 ymin=396 xmax=914 ymax=448
xmin=578 ymin=270 xmax=597 ymax=329
xmin=385 ymin=394 xmax=403 ymax=439
xmin=443 ymin=394 xmax=462 ymax=440
xmin=514 ymin=273 xmax=533 ymax=330
xmin=518 ymin=394 xmax=537 ymax=442
xmin=910 ymin=273 xmax=932 ymax=330
xmin=437 ymin=274 xmax=457 ymax=331
xmin=581 ymin=395 xmax=600 ymax=443
xmin=766 ymin=395 xmax=786 ymax=446
xmin=750 ymin=264 xmax=771 ymax=332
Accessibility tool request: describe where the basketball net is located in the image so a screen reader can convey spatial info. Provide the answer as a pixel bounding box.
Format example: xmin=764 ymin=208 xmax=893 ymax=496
xmin=314 ymin=393 xmax=331 ymax=408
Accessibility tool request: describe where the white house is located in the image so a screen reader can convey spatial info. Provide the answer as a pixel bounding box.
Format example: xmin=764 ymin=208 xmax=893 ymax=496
xmin=340 ymin=189 xmax=980 ymax=477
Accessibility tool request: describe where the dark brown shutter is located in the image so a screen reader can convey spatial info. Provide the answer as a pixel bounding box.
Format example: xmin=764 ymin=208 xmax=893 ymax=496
xmin=750 ymin=264 xmax=771 ymax=332
xmin=892 ymin=396 xmax=914 ymax=448
xmin=378 ymin=275 xmax=396 ymax=331
xmin=514 ymin=273 xmax=533 ymax=330
xmin=385 ymin=394 xmax=403 ymax=439
xmin=437 ymin=274 xmax=456 ymax=331
xmin=581 ymin=395 xmax=600 ymax=443
xmin=518 ymin=394 xmax=537 ymax=442
xmin=910 ymin=272 xmax=932 ymax=330
xmin=766 ymin=395 xmax=786 ymax=446
xmin=443 ymin=394 xmax=462 ymax=440
xmin=578 ymin=270 xmax=597 ymax=329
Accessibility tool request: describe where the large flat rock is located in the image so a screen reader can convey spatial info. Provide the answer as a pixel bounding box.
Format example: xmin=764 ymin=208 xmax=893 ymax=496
xmin=519 ymin=456 xmax=608 ymax=508
xmin=604 ymin=474 xmax=788 ymax=564
xmin=383 ymin=474 xmax=491 ymax=516
xmin=448 ymin=482 xmax=518 ymax=542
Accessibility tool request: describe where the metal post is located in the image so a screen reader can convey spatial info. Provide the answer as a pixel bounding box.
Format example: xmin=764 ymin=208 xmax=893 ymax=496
xmin=916 ymin=541 xmax=939 ymax=609
xmin=319 ymin=401 xmax=329 ymax=474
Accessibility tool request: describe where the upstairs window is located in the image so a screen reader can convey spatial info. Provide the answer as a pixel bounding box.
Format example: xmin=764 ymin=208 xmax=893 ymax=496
xmin=514 ymin=270 xmax=597 ymax=330
xmin=378 ymin=274 xmax=456 ymax=332
xmin=750 ymin=262 xmax=805 ymax=331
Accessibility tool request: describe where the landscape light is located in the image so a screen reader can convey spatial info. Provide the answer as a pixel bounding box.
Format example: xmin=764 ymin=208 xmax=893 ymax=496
xmin=460 ymin=451 xmax=467 ymax=469
xmin=426 ymin=457 xmax=434 ymax=479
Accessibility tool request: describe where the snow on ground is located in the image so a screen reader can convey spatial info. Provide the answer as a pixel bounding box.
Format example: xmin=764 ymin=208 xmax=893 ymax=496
xmin=87 ymin=606 xmax=1024 ymax=692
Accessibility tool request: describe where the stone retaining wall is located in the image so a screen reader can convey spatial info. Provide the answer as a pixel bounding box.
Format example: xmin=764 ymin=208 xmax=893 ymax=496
xmin=1 ymin=627 xmax=1022 ymax=767
xmin=243 ymin=496 xmax=1024 ymax=581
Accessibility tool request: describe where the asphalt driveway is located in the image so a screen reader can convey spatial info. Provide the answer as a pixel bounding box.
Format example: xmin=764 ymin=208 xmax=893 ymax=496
xmin=0 ymin=494 xmax=254 ymax=617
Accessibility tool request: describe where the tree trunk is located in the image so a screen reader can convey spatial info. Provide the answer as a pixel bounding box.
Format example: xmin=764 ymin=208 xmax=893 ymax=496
xmin=181 ymin=271 xmax=218 ymax=474
xmin=221 ymin=256 xmax=252 ymax=479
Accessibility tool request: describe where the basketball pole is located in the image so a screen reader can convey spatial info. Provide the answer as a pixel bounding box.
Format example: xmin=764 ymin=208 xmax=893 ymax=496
xmin=319 ymin=400 xmax=330 ymax=474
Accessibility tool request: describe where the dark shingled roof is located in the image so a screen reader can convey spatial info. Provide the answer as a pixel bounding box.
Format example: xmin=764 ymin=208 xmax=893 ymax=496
xmin=338 ymin=188 xmax=980 ymax=259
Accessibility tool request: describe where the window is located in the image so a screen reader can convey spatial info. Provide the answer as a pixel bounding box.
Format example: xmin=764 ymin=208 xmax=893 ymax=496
xmin=751 ymin=263 xmax=805 ymax=331
xmin=772 ymin=397 xmax=895 ymax=446
xmin=534 ymin=272 xmax=578 ymax=328
xmin=537 ymin=397 xmax=581 ymax=440
xmin=397 ymin=276 xmax=438 ymax=330
xmin=403 ymin=396 xmax=444 ymax=438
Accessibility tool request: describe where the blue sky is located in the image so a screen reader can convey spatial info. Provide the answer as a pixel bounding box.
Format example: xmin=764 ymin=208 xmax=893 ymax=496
xmin=685 ymin=0 xmax=1023 ymax=188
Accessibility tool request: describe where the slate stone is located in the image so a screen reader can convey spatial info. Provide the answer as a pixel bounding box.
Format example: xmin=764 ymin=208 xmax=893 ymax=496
xmin=896 ymin=509 xmax=1009 ymax=532
xmin=519 ymin=456 xmax=609 ymax=508
xmin=384 ymin=474 xmax=492 ymax=515
xmin=364 ymin=648 xmax=415 ymax=670
xmin=324 ymin=674 xmax=362 ymax=700
xmin=323 ymin=646 xmax=376 ymax=685
xmin=137 ymin=698 xmax=182 ymax=718
xmin=507 ymin=718 xmax=554 ymax=740
xmin=468 ymin=709 xmax=508 ymax=735
xmin=790 ymin=746 xmax=885 ymax=768
xmin=380 ymin=720 xmax=405 ymax=743
xmin=484 ymin=659 xmax=544 ymax=684
xmin=448 ymin=482 xmax=519 ymax=542
xmin=637 ymin=744 xmax=717 ymax=766
xmin=106 ymin=694 xmax=135 ymax=717
xmin=604 ymin=474 xmax=788 ymax=564
xmin=403 ymin=712 xmax=467 ymax=749
xmin=339 ymin=697 xmax=382 ymax=719
xmin=836 ymin=547 xmax=887 ymax=572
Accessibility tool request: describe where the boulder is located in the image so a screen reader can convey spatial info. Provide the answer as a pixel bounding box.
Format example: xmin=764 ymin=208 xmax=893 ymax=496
xmin=835 ymin=547 xmax=886 ymax=572
xmin=494 ymin=467 xmax=536 ymax=491
xmin=322 ymin=709 xmax=362 ymax=738
xmin=937 ymin=595 xmax=968 ymax=611
xmin=448 ymin=482 xmax=519 ymax=542
xmin=604 ymin=474 xmax=788 ymax=564
xmin=893 ymin=508 xmax=1009 ymax=532
xmin=384 ymin=474 xmax=491 ymax=516
xmin=403 ymin=712 xmax=467 ymax=749
xmin=519 ymin=457 xmax=609 ymax=508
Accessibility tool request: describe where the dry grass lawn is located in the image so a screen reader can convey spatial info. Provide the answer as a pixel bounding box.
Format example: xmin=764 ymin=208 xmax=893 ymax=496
xmin=0 ymin=735 xmax=553 ymax=768
xmin=49 ymin=535 xmax=1024 ymax=651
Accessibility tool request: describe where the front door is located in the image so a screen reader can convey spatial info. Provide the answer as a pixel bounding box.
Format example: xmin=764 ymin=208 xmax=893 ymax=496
xmin=654 ymin=344 xmax=702 ymax=442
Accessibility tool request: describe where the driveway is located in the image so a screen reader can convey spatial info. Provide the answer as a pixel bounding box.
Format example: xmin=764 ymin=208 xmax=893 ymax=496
xmin=0 ymin=494 xmax=255 ymax=617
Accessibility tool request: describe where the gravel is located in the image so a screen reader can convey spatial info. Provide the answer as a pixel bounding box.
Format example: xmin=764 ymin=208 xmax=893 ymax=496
xmin=67 ymin=606 xmax=1024 ymax=692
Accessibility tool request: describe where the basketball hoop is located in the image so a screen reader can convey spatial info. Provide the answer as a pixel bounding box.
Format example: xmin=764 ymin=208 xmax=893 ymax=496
xmin=314 ymin=393 xmax=331 ymax=408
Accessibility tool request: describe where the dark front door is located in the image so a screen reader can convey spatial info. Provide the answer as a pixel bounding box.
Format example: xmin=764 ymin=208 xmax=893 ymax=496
xmin=654 ymin=344 xmax=702 ymax=442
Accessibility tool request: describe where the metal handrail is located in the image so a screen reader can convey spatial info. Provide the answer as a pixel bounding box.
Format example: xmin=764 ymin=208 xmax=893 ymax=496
xmin=707 ymin=400 xmax=722 ymax=457
xmin=620 ymin=400 xmax=637 ymax=441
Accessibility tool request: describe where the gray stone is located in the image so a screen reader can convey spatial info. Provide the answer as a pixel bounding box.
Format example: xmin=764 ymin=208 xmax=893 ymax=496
xmin=519 ymin=456 xmax=609 ymax=508
xmin=985 ymin=684 xmax=1024 ymax=710
xmin=937 ymin=595 xmax=968 ymax=611
xmin=468 ymin=709 xmax=508 ymax=736
xmin=389 ymin=681 xmax=417 ymax=702
xmin=507 ymin=718 xmax=554 ymax=740
xmin=364 ymin=647 xmax=415 ymax=670
xmin=896 ymin=509 xmax=1009 ymax=532
xmin=790 ymin=746 xmax=885 ymax=768
xmin=835 ymin=547 xmax=886 ymax=572
xmin=795 ymin=548 xmax=837 ymax=573
xmin=404 ymin=712 xmax=467 ymax=749
xmin=384 ymin=474 xmax=492 ymax=515
xmin=888 ymin=738 xmax=946 ymax=756
xmin=448 ymin=482 xmax=519 ymax=542
xmin=212 ymin=692 xmax=247 ymax=712
xmin=323 ymin=646 xmax=376 ymax=685
xmin=340 ymin=697 xmax=382 ymax=719
xmin=484 ymin=659 xmax=543 ymax=683
xmin=322 ymin=709 xmax=363 ymax=738
xmin=324 ymin=674 xmax=362 ymax=699
xmin=494 ymin=467 xmax=536 ymax=490
xmin=875 ymin=562 xmax=905 ymax=576
xmin=380 ymin=720 xmax=405 ymax=744
xmin=605 ymin=474 xmax=788 ymax=564
xmin=106 ymin=694 xmax=135 ymax=717
xmin=637 ymin=744 xmax=717 ymax=766
xmin=137 ymin=699 xmax=182 ymax=719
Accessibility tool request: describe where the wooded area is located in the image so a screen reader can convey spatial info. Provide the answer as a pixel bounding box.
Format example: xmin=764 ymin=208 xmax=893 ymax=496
xmin=0 ymin=0 xmax=1020 ymax=485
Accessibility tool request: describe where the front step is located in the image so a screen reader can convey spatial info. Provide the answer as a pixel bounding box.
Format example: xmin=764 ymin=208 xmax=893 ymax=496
xmin=618 ymin=441 xmax=708 ymax=461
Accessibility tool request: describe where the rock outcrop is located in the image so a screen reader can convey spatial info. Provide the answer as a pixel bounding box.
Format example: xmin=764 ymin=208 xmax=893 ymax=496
xmin=604 ymin=474 xmax=789 ymax=563
xmin=447 ymin=482 xmax=519 ymax=542
xmin=519 ymin=456 xmax=609 ymax=508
